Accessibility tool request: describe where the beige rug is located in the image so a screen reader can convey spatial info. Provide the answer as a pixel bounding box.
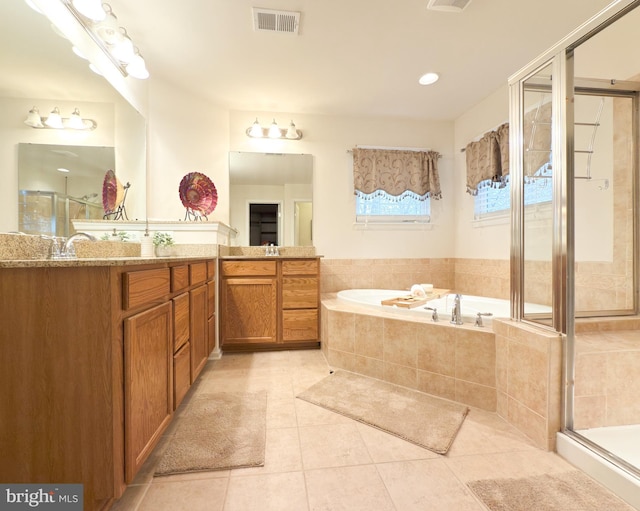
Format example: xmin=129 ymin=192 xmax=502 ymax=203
xmin=296 ymin=370 xmax=468 ymax=454
xmin=154 ymin=391 xmax=267 ymax=476
xmin=468 ymin=471 xmax=636 ymax=511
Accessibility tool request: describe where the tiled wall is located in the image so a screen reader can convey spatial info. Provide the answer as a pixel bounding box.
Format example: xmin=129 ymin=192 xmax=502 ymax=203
xmin=320 ymin=257 xmax=508 ymax=299
xmin=320 ymin=258 xmax=455 ymax=295
xmin=573 ymin=328 xmax=640 ymax=429
xmin=321 ymin=255 xmax=634 ymax=311
xmin=493 ymin=320 xmax=562 ymax=451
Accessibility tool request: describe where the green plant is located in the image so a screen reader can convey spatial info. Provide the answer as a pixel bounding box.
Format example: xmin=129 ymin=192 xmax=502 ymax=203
xmin=153 ymin=232 xmax=174 ymax=247
xmin=100 ymin=231 xmax=130 ymax=242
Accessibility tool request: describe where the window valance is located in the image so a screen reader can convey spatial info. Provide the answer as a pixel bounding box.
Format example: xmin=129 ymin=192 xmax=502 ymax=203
xmin=352 ymin=148 xmax=442 ymax=201
xmin=465 ymin=123 xmax=509 ymax=195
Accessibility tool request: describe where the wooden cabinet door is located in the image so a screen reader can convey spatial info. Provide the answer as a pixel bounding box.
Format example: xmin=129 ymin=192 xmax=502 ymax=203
xmin=190 ymin=285 xmax=208 ymax=382
xmin=221 ymin=277 xmax=277 ymax=346
xmin=173 ymin=292 xmax=190 ymax=352
xmin=124 ymin=301 xmax=173 ymax=483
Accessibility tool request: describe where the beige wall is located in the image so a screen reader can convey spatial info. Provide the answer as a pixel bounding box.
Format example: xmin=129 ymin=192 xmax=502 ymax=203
xmin=147 ymin=80 xmax=230 ymax=225
xmin=228 ymin=111 xmax=456 ymax=259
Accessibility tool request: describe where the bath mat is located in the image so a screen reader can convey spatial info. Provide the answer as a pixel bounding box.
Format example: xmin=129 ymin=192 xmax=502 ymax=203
xmin=154 ymin=391 xmax=267 ymax=476
xmin=296 ymin=370 xmax=468 ymax=454
xmin=468 ymin=471 xmax=636 ymax=511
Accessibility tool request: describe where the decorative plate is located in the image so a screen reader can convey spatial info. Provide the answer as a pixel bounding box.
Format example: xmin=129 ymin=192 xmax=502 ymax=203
xmin=102 ymin=169 xmax=118 ymax=212
xmin=179 ymin=172 xmax=218 ymax=215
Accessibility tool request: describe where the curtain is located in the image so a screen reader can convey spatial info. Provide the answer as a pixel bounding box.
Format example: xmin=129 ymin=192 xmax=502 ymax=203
xmin=352 ymin=148 xmax=442 ymax=200
xmin=465 ymin=122 xmax=509 ymax=195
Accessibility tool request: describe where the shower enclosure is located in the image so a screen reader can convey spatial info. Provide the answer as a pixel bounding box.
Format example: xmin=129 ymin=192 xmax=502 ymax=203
xmin=509 ymin=0 xmax=640 ymax=507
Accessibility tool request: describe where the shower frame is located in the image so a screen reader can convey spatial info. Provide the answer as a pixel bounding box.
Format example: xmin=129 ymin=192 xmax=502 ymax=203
xmin=509 ymin=0 xmax=640 ymax=505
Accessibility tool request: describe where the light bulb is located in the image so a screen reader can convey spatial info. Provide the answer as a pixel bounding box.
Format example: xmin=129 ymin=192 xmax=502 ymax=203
xmin=24 ymin=106 xmax=44 ymax=128
xmin=126 ymin=52 xmax=149 ymax=79
xmin=286 ymin=121 xmax=298 ymax=139
xmin=71 ymin=0 xmax=106 ymax=21
xmin=44 ymin=107 xmax=63 ymax=129
xmin=68 ymin=108 xmax=85 ymax=129
xmin=249 ymin=119 xmax=263 ymax=138
xmin=268 ymin=119 xmax=281 ymax=139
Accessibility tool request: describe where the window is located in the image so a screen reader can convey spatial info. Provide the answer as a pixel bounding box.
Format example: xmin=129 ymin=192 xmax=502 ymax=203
xmin=356 ymin=191 xmax=431 ymax=223
xmin=474 ymin=165 xmax=553 ymax=219
xmin=352 ymin=148 xmax=440 ymax=224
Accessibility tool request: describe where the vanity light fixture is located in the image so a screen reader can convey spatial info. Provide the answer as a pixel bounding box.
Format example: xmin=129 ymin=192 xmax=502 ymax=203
xmin=62 ymin=0 xmax=149 ymax=79
xmin=246 ymin=118 xmax=303 ymax=140
xmin=24 ymin=106 xmax=98 ymax=131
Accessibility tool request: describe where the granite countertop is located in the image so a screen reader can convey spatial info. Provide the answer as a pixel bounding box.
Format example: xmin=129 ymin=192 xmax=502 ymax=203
xmin=220 ymin=255 xmax=322 ymax=260
xmin=0 ymin=255 xmax=215 ymax=269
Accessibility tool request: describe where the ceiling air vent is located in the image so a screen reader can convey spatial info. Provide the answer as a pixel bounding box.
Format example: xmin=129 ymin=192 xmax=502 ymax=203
xmin=427 ymin=0 xmax=472 ymax=12
xmin=253 ymin=8 xmax=300 ymax=34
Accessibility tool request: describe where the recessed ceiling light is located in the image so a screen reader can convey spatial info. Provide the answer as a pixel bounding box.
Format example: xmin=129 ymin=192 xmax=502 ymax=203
xmin=57 ymin=168 xmax=71 ymax=173
xmin=419 ymin=72 xmax=440 ymax=85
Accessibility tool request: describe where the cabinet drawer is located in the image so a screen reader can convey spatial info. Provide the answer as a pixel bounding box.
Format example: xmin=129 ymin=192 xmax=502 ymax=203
xmin=173 ymin=342 xmax=191 ymax=410
xmin=282 ymin=277 xmax=318 ymax=309
xmin=171 ymin=265 xmax=189 ymax=293
xmin=173 ymin=293 xmax=190 ymax=352
xmin=123 ymin=268 xmax=170 ymax=310
xmin=190 ymin=262 xmax=208 ymax=285
xmin=282 ymin=309 xmax=318 ymax=341
xmin=222 ymin=260 xmax=277 ymax=277
xmin=282 ymin=259 xmax=318 ymax=276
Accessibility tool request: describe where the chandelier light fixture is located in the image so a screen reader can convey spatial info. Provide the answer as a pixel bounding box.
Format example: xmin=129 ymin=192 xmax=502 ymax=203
xmin=63 ymin=0 xmax=149 ymax=79
xmin=24 ymin=106 xmax=98 ymax=130
xmin=246 ymin=119 xmax=302 ymax=140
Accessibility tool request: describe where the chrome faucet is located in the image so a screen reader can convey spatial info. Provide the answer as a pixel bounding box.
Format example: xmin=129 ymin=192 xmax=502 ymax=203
xmin=450 ymin=294 xmax=463 ymax=325
xmin=424 ymin=306 xmax=439 ymax=322
xmin=60 ymin=232 xmax=96 ymax=258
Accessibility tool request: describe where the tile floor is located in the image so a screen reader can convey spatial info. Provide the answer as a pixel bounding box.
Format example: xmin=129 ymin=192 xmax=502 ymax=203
xmin=112 ymin=349 xmax=607 ymax=511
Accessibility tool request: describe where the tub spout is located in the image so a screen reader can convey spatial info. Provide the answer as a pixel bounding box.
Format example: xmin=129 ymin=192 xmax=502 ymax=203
xmin=450 ymin=294 xmax=463 ymax=325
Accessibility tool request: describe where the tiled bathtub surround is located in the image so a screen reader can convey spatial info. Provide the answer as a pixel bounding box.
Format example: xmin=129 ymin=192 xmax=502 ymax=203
xmin=321 ymin=295 xmax=497 ymax=412
xmin=321 ymin=295 xmax=565 ymax=451
xmin=493 ymin=320 xmax=562 ymax=451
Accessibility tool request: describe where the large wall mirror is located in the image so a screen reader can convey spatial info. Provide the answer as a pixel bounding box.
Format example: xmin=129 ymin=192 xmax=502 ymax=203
xmin=0 ymin=0 xmax=146 ymax=235
xmin=229 ymin=152 xmax=313 ymax=246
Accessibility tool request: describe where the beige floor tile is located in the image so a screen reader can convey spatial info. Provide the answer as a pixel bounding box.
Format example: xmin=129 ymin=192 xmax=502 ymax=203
xmin=137 ymin=478 xmax=228 ymax=511
xmin=305 ymin=465 xmax=395 ymax=511
xmin=231 ymin=427 xmax=302 ymax=476
xmin=299 ymin=423 xmax=372 ymax=469
xmin=266 ymin=397 xmax=298 ymax=429
xmin=356 ymin=423 xmax=440 ymax=463
xmin=112 ymin=349 xmax=632 ymax=511
xmin=444 ymin=450 xmax=575 ymax=483
xmin=110 ymin=484 xmax=149 ymax=511
xmin=376 ymin=459 xmax=484 ymax=511
xmin=224 ymin=472 xmax=308 ymax=511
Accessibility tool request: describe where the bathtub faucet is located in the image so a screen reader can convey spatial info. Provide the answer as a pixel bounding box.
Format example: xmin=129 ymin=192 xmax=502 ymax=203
xmin=450 ymin=294 xmax=463 ymax=325
xmin=424 ymin=307 xmax=438 ymax=322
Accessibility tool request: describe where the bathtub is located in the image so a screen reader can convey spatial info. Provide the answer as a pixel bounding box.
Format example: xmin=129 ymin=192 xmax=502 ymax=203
xmin=336 ymin=289 xmax=550 ymax=327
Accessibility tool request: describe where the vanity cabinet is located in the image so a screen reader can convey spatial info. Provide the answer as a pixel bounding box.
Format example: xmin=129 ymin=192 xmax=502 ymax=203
xmin=0 ymin=257 xmax=218 ymax=511
xmin=220 ymin=260 xmax=278 ymax=348
xmin=220 ymin=257 xmax=320 ymax=351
